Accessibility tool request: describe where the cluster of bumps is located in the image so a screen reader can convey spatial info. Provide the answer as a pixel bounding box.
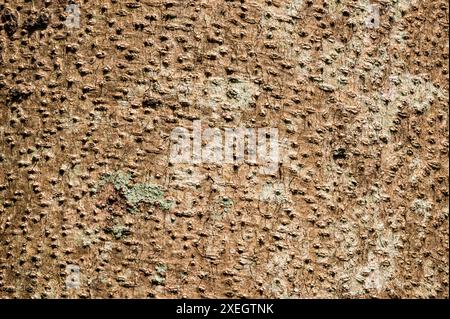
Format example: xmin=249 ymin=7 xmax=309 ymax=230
xmin=0 ymin=0 xmax=448 ymax=298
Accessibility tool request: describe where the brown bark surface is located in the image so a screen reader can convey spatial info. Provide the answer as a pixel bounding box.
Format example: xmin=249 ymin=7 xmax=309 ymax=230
xmin=0 ymin=0 xmax=448 ymax=298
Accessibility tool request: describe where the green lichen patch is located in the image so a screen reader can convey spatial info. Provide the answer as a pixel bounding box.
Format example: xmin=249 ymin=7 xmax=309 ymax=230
xmin=111 ymin=225 xmax=131 ymax=240
xmin=103 ymin=225 xmax=131 ymax=240
xmin=98 ymin=171 xmax=133 ymax=192
xmin=155 ymin=264 xmax=167 ymax=274
xmin=219 ymin=196 xmax=233 ymax=212
xmin=98 ymin=171 xmax=173 ymax=212
xmin=123 ymin=183 xmax=172 ymax=210
xmin=151 ymin=264 xmax=167 ymax=286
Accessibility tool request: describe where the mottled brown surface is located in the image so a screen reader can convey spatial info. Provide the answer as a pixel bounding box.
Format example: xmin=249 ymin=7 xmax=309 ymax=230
xmin=0 ymin=0 xmax=448 ymax=298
